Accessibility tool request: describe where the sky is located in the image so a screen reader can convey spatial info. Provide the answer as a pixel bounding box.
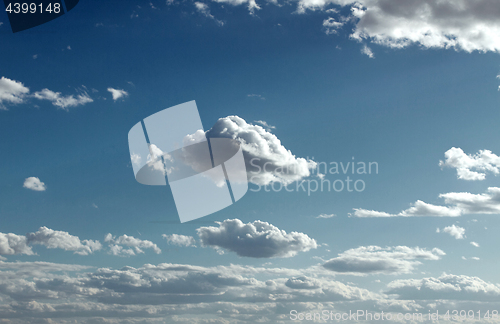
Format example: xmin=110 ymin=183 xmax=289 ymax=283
xmin=1 ymin=0 xmax=500 ymax=323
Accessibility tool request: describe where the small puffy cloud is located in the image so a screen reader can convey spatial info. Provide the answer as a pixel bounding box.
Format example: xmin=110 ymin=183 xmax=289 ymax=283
xmin=470 ymin=241 xmax=480 ymax=247
xmin=316 ymin=213 xmax=336 ymax=219
xmin=0 ymin=233 xmax=33 ymax=256
xmin=352 ymin=187 xmax=500 ymax=218
xmin=26 ymin=227 xmax=102 ymax=255
xmin=162 ymin=234 xmax=197 ymax=247
xmin=23 ymin=177 xmax=46 ymax=191
xmin=105 ymin=234 xmax=161 ymax=256
xmin=439 ymin=147 xmax=500 ymax=180
xmin=323 ymin=246 xmax=445 ymax=275
xmin=441 ymin=225 xmax=465 ymax=239
xmin=323 ymin=17 xmax=344 ymax=35
xmin=197 ymin=219 xmax=318 ymax=258
xmin=107 ymin=87 xmax=129 ymax=101
xmin=194 ymin=2 xmax=224 ymax=26
xmin=204 ymin=116 xmax=317 ymax=185
xmin=361 ymin=44 xmax=374 ymax=58
xmin=33 ymin=88 xmax=93 ymax=110
xmin=387 ymin=273 xmax=500 ymax=301
xmin=0 ymin=76 xmax=30 ymax=109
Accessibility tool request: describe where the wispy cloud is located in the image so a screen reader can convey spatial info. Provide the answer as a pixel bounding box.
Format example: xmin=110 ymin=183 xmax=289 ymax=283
xmin=107 ymin=87 xmax=129 ymax=101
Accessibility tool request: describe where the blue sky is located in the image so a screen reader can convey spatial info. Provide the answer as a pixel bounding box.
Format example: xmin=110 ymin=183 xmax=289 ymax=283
xmin=1 ymin=0 xmax=500 ymax=323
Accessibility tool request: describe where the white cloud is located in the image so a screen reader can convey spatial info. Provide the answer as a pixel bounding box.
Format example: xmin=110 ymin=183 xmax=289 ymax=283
xmin=387 ymin=273 xmax=500 ymax=301
xmin=211 ymin=0 xmax=260 ymax=15
xmin=26 ymin=227 xmax=102 ymax=255
xmin=470 ymin=241 xmax=480 ymax=247
xmin=194 ymin=2 xmax=224 ymax=26
xmin=0 ymin=233 xmax=33 ymax=256
xmin=361 ymin=44 xmax=374 ymax=58
xmin=162 ymin=234 xmax=197 ymax=247
xmin=107 ymin=87 xmax=129 ymax=101
xmin=323 ymin=246 xmax=445 ymax=275
xmin=0 ymin=76 xmax=30 ymax=109
xmin=254 ymin=120 xmax=274 ymax=129
xmin=316 ymin=213 xmax=336 ymax=219
xmin=439 ymin=147 xmax=500 ymax=180
xmin=197 ymin=219 xmax=318 ymax=258
xmin=297 ymin=0 xmax=500 ymax=53
xmin=248 ymin=94 xmax=265 ymax=100
xmin=23 ymin=177 xmax=46 ymax=191
xmin=352 ymin=187 xmax=500 ymax=217
xmin=323 ymin=17 xmax=344 ymax=35
xmin=441 ymin=224 xmax=465 ymax=239
xmin=105 ymin=234 xmax=161 ymax=256
xmin=203 ymin=116 xmax=317 ymax=185
xmin=33 ymin=88 xmax=93 ymax=110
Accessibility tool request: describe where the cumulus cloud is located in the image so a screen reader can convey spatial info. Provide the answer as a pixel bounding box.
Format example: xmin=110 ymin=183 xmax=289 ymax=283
xmin=194 ymin=2 xmax=224 ymax=26
xmin=162 ymin=234 xmax=197 ymax=247
xmin=439 ymin=147 xmax=500 ymax=180
xmin=33 ymin=88 xmax=93 ymax=110
xmin=203 ymin=116 xmax=317 ymax=185
xmin=352 ymin=187 xmax=500 ymax=217
xmin=197 ymin=219 xmax=318 ymax=258
xmin=441 ymin=224 xmax=466 ymax=239
xmin=0 ymin=233 xmax=33 ymax=256
xmin=322 ymin=246 xmax=445 ymax=275
xmin=387 ymin=273 xmax=500 ymax=301
xmin=23 ymin=177 xmax=46 ymax=191
xmin=297 ymin=0 xmax=500 ymax=53
xmin=0 ymin=76 xmax=30 ymax=109
xmin=107 ymin=87 xmax=129 ymax=101
xmin=26 ymin=227 xmax=102 ymax=256
xmin=105 ymin=234 xmax=161 ymax=256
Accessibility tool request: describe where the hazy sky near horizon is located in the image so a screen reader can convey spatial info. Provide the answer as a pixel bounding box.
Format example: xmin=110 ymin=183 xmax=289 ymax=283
xmin=1 ymin=0 xmax=500 ymax=323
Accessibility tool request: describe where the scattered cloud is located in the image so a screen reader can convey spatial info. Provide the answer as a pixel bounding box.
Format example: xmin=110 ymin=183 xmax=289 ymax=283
xmin=323 ymin=246 xmax=445 ymax=275
xmin=212 ymin=0 xmax=260 ymax=15
xmin=247 ymin=93 xmax=265 ymax=100
xmin=387 ymin=273 xmax=500 ymax=301
xmin=361 ymin=44 xmax=374 ymax=58
xmin=316 ymin=213 xmax=336 ymax=219
xmin=194 ymin=2 xmax=224 ymax=26
xmin=439 ymin=147 xmax=500 ymax=180
xmin=162 ymin=234 xmax=197 ymax=247
xmin=197 ymin=218 xmax=318 ymax=258
xmin=104 ymin=234 xmax=161 ymax=256
xmin=441 ymin=225 xmax=465 ymax=239
xmin=23 ymin=177 xmax=46 ymax=191
xmin=26 ymin=227 xmax=102 ymax=255
xmin=203 ymin=116 xmax=317 ymax=185
xmin=352 ymin=187 xmax=500 ymax=217
xmin=470 ymin=241 xmax=480 ymax=247
xmin=107 ymin=87 xmax=129 ymax=101
xmin=33 ymin=88 xmax=93 ymax=110
xmin=297 ymin=0 xmax=500 ymax=53
xmin=32 ymin=54 xmax=38 ymax=59
xmin=323 ymin=17 xmax=344 ymax=35
xmin=0 ymin=76 xmax=30 ymax=110
xmin=254 ymin=120 xmax=274 ymax=129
